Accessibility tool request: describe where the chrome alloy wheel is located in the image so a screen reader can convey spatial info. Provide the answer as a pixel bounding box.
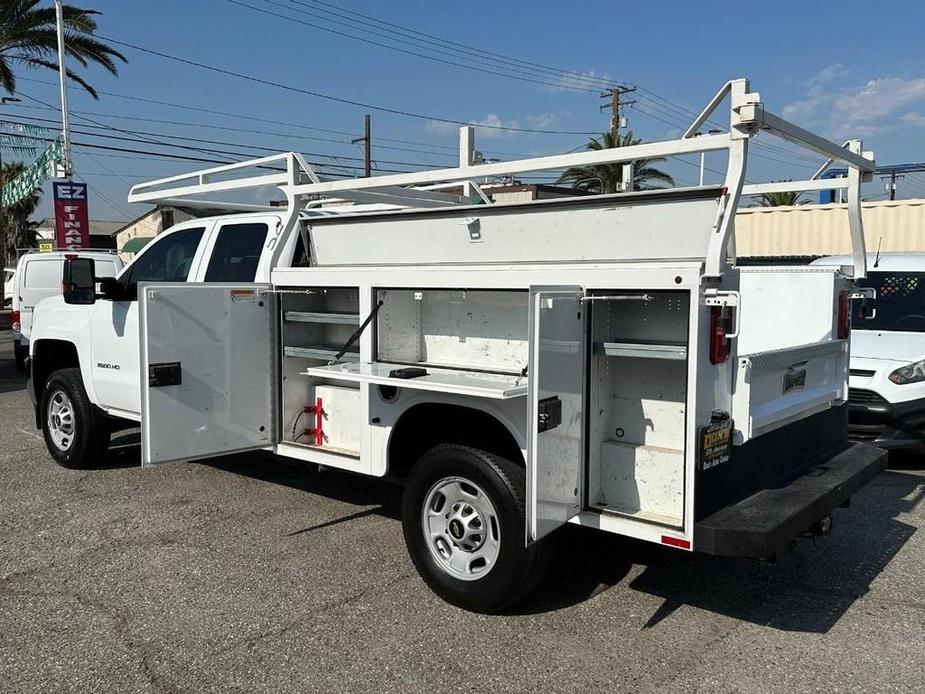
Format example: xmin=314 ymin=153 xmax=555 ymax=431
xmin=422 ymin=476 xmax=501 ymax=581
xmin=47 ymin=389 xmax=76 ymax=452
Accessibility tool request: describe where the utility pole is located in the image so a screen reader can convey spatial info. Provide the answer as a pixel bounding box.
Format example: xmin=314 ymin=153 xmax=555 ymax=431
xmin=54 ymin=0 xmax=72 ymax=178
xmin=351 ymin=114 xmax=371 ymax=177
xmin=883 ymin=171 xmax=904 ymax=201
xmin=600 ymin=86 xmax=636 ymax=140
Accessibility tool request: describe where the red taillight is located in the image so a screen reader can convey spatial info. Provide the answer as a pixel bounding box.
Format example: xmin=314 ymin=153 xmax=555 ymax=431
xmin=64 ymin=253 xmax=78 ymax=260
xmin=710 ymin=305 xmax=732 ymax=364
xmin=837 ymin=290 xmax=851 ymax=340
xmin=10 ymin=309 xmax=20 ymax=332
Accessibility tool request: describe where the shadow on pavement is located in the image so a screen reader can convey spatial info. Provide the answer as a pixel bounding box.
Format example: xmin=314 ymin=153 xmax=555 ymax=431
xmin=208 ymin=455 xmax=403 ymax=523
xmin=71 ymin=421 xmax=925 ymax=629
xmin=619 ymin=469 xmax=923 ymax=633
xmin=199 ymin=456 xmax=923 ymax=629
xmin=0 ymin=331 xmax=27 ymax=394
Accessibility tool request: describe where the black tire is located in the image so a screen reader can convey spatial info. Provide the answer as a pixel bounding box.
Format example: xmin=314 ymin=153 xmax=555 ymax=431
xmin=401 ymin=444 xmax=548 ymax=613
xmin=40 ymin=368 xmax=110 ymax=469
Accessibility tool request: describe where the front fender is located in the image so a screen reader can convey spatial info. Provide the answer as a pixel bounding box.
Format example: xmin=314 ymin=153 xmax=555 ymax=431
xmin=30 ymin=295 xmax=99 ymax=405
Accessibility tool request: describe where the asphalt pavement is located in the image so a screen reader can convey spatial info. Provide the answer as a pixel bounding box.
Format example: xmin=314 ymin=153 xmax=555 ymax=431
xmin=0 ymin=328 xmax=923 ymax=693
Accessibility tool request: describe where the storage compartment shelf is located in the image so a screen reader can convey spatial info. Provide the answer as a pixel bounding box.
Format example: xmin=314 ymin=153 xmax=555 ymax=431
xmin=284 ymin=310 xmax=359 ymax=325
xmin=301 ymin=361 xmax=527 ymax=399
xmin=590 ymin=504 xmax=682 ymax=528
xmin=284 ymin=345 xmax=359 ymax=361
xmin=594 ymin=341 xmax=687 ymax=360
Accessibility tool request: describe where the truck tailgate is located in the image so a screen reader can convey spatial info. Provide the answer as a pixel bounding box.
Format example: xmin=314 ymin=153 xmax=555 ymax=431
xmin=732 ymin=339 xmax=848 ymax=440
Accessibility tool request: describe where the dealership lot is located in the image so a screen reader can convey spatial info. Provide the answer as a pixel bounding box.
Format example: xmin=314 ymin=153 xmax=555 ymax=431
xmin=1 ymin=329 xmax=923 ymax=694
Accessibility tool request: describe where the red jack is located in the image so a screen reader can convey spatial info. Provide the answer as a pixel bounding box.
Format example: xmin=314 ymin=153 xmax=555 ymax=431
xmin=304 ymin=397 xmax=324 ymax=446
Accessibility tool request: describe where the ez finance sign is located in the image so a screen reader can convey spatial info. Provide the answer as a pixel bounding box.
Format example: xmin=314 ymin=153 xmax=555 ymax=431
xmin=53 ymin=181 xmax=90 ymax=250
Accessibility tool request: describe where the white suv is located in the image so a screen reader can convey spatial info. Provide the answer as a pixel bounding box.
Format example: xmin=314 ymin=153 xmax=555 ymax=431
xmin=11 ymin=250 xmax=123 ymax=370
xmin=814 ymin=252 xmax=925 ymax=452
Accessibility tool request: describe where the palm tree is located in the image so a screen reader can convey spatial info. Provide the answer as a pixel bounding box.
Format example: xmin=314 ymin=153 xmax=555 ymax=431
xmin=0 ymin=1 xmax=126 ymax=99
xmin=1 ymin=160 xmax=41 ymax=264
xmin=557 ymin=131 xmax=675 ymax=193
xmin=757 ymin=182 xmax=806 ymax=207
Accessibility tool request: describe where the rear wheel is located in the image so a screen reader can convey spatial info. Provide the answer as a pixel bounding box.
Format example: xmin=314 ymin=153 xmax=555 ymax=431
xmin=401 ymin=444 xmax=547 ymax=613
xmin=40 ymin=368 xmax=110 ymax=469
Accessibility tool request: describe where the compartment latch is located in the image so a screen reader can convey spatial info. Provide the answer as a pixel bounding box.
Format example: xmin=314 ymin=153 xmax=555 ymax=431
xmin=537 ymin=396 xmax=562 ymax=433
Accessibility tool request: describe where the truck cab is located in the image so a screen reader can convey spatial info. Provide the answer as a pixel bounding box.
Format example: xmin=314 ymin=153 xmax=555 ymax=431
xmin=28 ymin=213 xmax=282 ymax=429
xmin=814 ymin=252 xmax=925 ymax=452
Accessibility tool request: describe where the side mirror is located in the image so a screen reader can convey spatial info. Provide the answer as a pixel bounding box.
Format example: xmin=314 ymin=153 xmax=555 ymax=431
xmin=97 ymin=276 xmax=128 ymax=301
xmin=62 ymin=257 xmax=96 ymax=305
xmin=851 ymin=288 xmax=878 ymax=320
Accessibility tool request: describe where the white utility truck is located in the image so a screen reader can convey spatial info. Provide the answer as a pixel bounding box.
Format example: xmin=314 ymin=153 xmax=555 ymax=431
xmin=29 ymin=79 xmax=886 ymax=612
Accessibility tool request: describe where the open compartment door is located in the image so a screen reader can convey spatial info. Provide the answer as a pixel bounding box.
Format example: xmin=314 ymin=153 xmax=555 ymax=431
xmin=527 ymin=286 xmax=585 ymax=542
xmin=139 ymin=283 xmax=276 ymax=466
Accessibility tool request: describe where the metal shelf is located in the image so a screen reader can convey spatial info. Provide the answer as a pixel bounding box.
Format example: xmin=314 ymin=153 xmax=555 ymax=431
xmin=283 ymin=345 xmax=359 ymax=362
xmin=594 ymin=341 xmax=687 ymax=361
xmin=301 ymin=362 xmax=527 ymax=400
xmin=283 ymin=310 xmax=359 ymax=325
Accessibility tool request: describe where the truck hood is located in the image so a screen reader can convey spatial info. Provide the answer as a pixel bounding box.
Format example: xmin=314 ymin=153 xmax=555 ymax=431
xmin=851 ymin=329 xmax=925 ymax=364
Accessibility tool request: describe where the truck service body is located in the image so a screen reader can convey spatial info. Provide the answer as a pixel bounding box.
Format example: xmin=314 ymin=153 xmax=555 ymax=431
xmin=29 ymin=79 xmax=887 ymax=612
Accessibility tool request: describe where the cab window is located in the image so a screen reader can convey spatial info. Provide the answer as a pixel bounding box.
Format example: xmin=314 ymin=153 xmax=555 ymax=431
xmin=204 ymin=223 xmax=269 ymax=282
xmin=124 ymin=227 xmax=205 ymax=287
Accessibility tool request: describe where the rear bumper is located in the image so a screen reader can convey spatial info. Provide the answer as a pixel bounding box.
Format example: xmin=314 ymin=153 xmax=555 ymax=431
xmin=694 ymin=442 xmax=886 ymax=558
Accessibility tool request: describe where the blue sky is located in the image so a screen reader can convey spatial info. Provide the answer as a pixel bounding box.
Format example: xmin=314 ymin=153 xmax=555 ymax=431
xmin=11 ymin=0 xmax=925 ymax=221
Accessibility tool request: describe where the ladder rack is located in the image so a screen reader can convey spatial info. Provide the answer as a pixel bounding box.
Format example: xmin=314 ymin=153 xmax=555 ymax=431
xmin=126 ymin=78 xmax=877 ymax=278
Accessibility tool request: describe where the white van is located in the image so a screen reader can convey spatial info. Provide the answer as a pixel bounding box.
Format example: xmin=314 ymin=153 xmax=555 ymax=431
xmin=814 ymin=252 xmax=925 ymax=452
xmin=4 ymin=266 xmax=15 ymax=307
xmin=11 ymin=250 xmax=123 ymax=370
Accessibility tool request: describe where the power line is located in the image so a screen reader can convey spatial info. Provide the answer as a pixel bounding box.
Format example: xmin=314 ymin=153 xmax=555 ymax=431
xmin=247 ymin=0 xmax=831 ymax=169
xmin=72 ymin=173 xmax=134 ymax=219
xmin=15 ymin=76 xmax=533 ymax=158
xmin=95 ymin=34 xmax=599 ymax=136
xmin=235 ymin=0 xmax=616 ymax=94
xmin=275 ymin=0 xmax=620 ymax=91
xmin=3 ymin=112 xmax=454 ymax=170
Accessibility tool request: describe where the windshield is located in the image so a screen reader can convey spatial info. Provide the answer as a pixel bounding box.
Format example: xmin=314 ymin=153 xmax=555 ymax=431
xmin=856 ymin=271 xmax=925 ymax=332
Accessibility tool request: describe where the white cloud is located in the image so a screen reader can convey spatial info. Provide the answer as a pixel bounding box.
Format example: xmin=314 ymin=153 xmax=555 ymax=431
xmin=805 ymin=63 xmax=849 ymax=95
xmin=525 ymin=112 xmax=558 ymax=129
xmin=900 ymin=112 xmax=925 ymax=127
xmin=426 ymin=112 xmax=563 ymax=139
xmin=782 ymin=70 xmax=925 ymax=137
xmin=541 ymin=69 xmax=610 ymax=94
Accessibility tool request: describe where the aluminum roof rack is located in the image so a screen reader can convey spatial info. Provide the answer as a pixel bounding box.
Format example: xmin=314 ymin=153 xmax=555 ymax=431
xmin=127 ymin=78 xmax=876 ymax=278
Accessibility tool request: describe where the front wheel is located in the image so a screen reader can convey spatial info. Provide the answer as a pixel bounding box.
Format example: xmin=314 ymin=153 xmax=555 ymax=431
xmin=40 ymin=368 xmax=110 ymax=469
xmin=401 ymin=444 xmax=547 ymax=613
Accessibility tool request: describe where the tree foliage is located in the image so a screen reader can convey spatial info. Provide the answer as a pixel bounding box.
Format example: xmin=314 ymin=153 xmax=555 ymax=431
xmin=557 ymin=131 xmax=675 ymax=193
xmin=0 ymin=1 xmax=126 ymax=98
xmin=757 ymin=181 xmax=807 ymax=207
xmin=1 ymin=160 xmax=41 ymax=263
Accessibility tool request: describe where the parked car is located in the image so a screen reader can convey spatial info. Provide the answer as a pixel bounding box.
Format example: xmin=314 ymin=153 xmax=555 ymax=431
xmin=3 ymin=266 xmax=15 ymax=308
xmin=11 ymin=250 xmax=123 ymax=371
xmin=814 ymin=252 xmax=925 ymax=452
